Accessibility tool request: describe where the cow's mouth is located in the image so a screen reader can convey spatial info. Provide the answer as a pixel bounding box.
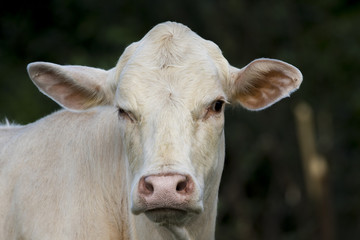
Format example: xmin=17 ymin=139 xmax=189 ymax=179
xmin=145 ymin=208 xmax=193 ymax=225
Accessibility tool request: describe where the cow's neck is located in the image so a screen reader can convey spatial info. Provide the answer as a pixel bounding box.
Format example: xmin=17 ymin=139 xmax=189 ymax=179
xmin=162 ymin=225 xmax=191 ymax=240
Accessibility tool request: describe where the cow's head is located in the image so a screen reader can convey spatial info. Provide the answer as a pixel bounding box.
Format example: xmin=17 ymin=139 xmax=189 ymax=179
xmin=27 ymin=22 xmax=302 ymax=227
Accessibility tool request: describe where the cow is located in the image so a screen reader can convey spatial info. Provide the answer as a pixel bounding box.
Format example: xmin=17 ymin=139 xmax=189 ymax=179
xmin=0 ymin=22 xmax=302 ymax=240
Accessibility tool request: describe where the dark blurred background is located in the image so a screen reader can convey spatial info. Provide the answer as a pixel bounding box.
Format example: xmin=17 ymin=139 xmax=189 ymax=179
xmin=1 ymin=0 xmax=359 ymax=239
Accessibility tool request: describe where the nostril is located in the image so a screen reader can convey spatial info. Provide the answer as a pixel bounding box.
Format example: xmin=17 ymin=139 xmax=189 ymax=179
xmin=176 ymin=179 xmax=188 ymax=192
xmin=144 ymin=179 xmax=154 ymax=193
xmin=139 ymin=177 xmax=154 ymax=195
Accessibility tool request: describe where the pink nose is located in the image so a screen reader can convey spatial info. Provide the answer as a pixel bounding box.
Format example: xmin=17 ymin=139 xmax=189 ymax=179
xmin=138 ymin=173 xmax=195 ymax=209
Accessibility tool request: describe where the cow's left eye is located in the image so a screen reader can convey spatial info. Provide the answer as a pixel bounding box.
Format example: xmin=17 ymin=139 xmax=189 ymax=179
xmin=211 ymin=100 xmax=225 ymax=113
xmin=204 ymin=99 xmax=225 ymax=119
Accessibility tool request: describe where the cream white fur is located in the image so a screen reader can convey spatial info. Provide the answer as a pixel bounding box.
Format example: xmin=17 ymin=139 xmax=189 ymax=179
xmin=0 ymin=22 xmax=302 ymax=240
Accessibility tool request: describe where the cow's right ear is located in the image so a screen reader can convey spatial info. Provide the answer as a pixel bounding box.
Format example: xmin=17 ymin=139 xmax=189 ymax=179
xmin=27 ymin=62 xmax=115 ymax=111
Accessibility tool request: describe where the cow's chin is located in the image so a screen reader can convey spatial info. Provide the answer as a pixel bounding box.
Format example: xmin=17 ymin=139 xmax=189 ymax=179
xmin=132 ymin=203 xmax=203 ymax=226
xmin=144 ymin=208 xmax=196 ymax=226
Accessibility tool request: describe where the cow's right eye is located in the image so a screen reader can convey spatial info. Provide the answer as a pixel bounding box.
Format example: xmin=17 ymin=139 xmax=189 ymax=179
xmin=117 ymin=107 xmax=136 ymax=122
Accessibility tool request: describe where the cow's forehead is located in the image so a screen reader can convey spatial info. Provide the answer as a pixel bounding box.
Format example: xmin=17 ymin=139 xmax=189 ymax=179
xmin=114 ymin=22 xmax=229 ymax=112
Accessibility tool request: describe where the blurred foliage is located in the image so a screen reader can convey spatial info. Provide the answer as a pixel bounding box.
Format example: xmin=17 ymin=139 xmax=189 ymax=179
xmin=1 ymin=0 xmax=359 ymax=239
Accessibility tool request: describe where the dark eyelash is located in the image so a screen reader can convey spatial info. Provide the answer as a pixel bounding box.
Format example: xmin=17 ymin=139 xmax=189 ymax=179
xmin=118 ymin=108 xmax=126 ymax=115
xmin=117 ymin=107 xmax=136 ymax=122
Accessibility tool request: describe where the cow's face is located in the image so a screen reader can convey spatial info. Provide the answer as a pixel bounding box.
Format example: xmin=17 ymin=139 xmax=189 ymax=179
xmin=26 ymin=22 xmax=302 ymax=227
xmin=114 ymin=30 xmax=229 ymax=225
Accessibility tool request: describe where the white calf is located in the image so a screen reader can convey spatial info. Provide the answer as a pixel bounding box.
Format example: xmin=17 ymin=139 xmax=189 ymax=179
xmin=0 ymin=22 xmax=302 ymax=240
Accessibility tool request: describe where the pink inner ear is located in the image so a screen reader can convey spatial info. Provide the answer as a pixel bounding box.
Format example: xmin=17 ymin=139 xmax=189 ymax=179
xmin=48 ymin=82 xmax=97 ymax=110
xmin=28 ymin=62 xmax=111 ymax=111
xmin=31 ymin=70 xmax=98 ymax=110
xmin=233 ymin=59 xmax=302 ymax=110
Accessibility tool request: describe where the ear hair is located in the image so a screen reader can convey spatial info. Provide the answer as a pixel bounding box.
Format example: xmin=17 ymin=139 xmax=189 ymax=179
xmin=229 ymin=58 xmax=302 ymax=110
xmin=27 ymin=62 xmax=113 ymax=111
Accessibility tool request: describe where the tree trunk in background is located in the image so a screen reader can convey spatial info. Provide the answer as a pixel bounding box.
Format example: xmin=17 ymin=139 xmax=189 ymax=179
xmin=294 ymin=102 xmax=335 ymax=240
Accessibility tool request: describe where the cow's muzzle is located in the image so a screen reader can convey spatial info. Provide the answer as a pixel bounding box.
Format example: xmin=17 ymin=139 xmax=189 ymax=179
xmin=131 ymin=173 xmax=203 ymax=225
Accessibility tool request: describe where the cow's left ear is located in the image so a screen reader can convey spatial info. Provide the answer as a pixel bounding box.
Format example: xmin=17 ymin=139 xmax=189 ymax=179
xmin=27 ymin=62 xmax=115 ymax=111
xmin=228 ymin=58 xmax=303 ymax=110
